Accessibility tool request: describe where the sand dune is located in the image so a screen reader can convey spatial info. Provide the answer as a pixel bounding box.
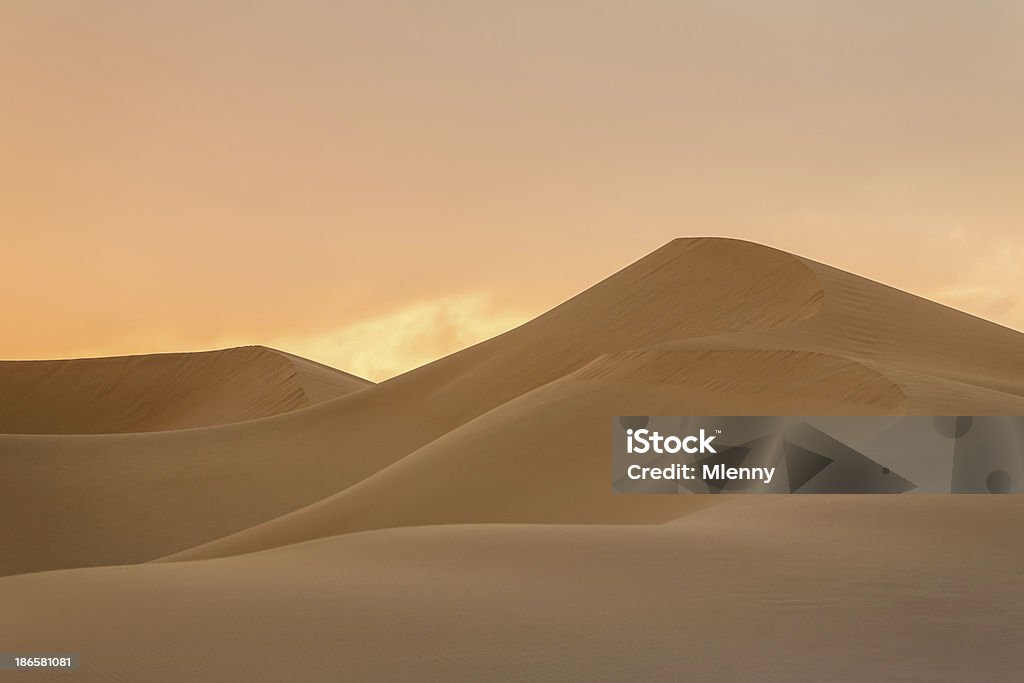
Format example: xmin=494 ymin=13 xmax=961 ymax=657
xmin=0 ymin=345 xmax=370 ymax=434
xmin=4 ymin=239 xmax=1024 ymax=578
xmin=164 ymin=238 xmax=1024 ymax=563
xmin=2 ymin=238 xmax=1023 ymax=680
xmin=3 ymin=496 xmax=1023 ymax=682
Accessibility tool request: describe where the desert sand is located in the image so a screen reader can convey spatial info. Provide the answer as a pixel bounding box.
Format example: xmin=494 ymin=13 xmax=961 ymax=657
xmin=2 ymin=238 xmax=1023 ymax=681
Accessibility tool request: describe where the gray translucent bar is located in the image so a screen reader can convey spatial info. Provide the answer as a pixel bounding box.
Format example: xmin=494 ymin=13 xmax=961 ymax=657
xmin=612 ymin=416 xmax=1024 ymax=494
xmin=0 ymin=654 xmax=80 ymax=670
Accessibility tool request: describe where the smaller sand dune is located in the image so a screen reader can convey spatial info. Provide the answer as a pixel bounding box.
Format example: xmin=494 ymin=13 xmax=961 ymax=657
xmin=0 ymin=346 xmax=370 ymax=434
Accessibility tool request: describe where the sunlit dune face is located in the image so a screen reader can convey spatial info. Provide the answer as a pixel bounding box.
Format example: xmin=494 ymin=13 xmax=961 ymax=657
xmin=2 ymin=2 xmax=1022 ymax=377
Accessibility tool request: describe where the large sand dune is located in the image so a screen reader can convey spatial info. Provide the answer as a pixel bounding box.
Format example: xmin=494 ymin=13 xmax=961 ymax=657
xmin=1 ymin=238 xmax=1023 ymax=681
xmin=164 ymin=238 xmax=1024 ymax=563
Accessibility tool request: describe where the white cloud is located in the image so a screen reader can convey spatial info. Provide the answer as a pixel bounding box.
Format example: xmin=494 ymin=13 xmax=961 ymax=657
xmin=928 ymin=235 xmax=1024 ymax=333
xmin=274 ymin=292 xmax=535 ymax=381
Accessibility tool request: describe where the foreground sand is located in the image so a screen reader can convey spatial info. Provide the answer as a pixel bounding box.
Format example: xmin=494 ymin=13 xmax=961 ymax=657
xmin=3 ymin=497 xmax=1023 ymax=682
xmin=2 ymin=238 xmax=1023 ymax=680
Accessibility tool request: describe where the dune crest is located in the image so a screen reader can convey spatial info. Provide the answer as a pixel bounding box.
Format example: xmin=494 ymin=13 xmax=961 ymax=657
xmin=0 ymin=345 xmax=371 ymax=434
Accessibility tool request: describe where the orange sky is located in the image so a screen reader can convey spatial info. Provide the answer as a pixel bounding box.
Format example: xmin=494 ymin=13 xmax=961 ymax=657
xmin=3 ymin=2 xmax=1022 ymax=380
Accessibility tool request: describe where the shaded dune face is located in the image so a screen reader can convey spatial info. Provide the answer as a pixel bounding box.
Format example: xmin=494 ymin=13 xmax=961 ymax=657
xmin=0 ymin=346 xmax=371 ymax=434
xmin=3 ymin=238 xmax=1024 ymax=578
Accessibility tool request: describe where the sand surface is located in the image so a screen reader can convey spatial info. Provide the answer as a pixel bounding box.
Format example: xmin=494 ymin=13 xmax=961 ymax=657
xmin=2 ymin=238 xmax=1022 ymax=681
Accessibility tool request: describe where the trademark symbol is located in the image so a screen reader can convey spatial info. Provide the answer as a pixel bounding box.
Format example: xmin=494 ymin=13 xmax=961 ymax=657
xmin=716 ymin=430 xmax=722 ymax=434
